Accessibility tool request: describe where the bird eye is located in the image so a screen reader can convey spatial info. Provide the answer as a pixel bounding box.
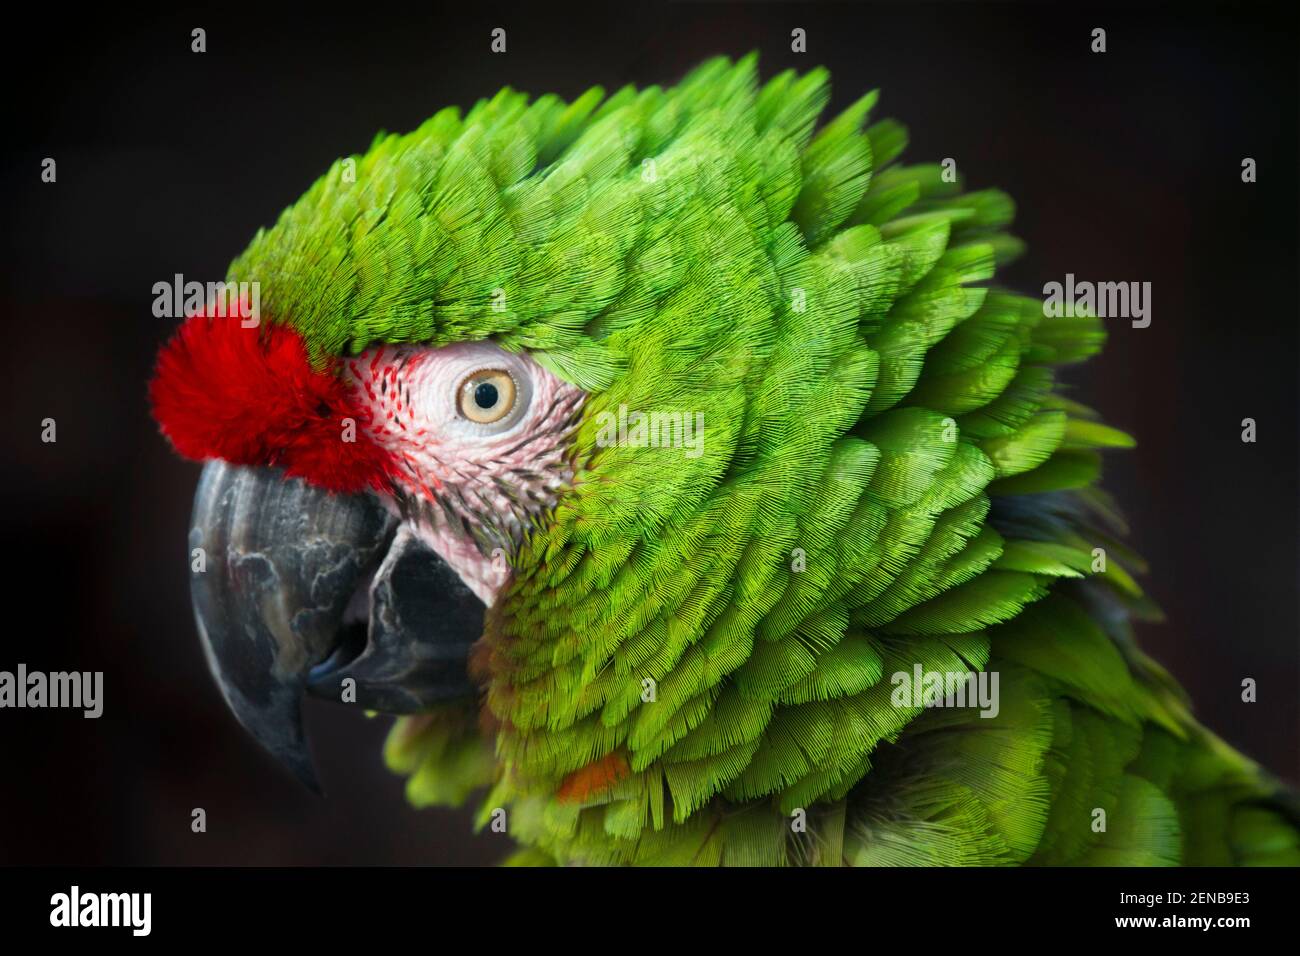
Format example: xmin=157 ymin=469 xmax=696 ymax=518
xmin=457 ymin=369 xmax=517 ymax=424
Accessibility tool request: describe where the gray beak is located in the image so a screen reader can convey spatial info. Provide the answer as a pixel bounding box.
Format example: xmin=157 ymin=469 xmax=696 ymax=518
xmin=189 ymin=460 xmax=484 ymax=792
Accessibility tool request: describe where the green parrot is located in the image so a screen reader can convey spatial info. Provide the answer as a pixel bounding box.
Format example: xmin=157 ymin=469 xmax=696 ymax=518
xmin=150 ymin=54 xmax=1298 ymax=866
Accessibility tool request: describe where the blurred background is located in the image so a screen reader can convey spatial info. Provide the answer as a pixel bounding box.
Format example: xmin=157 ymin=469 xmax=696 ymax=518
xmin=1 ymin=2 xmax=1295 ymax=864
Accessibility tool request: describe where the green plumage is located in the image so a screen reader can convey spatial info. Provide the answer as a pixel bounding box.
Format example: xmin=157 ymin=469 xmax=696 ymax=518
xmin=235 ymin=54 xmax=1299 ymax=865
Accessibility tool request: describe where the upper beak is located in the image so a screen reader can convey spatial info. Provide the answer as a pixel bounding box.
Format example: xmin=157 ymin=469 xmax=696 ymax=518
xmin=189 ymin=460 xmax=484 ymax=792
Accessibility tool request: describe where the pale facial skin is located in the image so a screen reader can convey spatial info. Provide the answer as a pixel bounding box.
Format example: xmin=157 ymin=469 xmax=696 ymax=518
xmin=345 ymin=340 xmax=586 ymax=604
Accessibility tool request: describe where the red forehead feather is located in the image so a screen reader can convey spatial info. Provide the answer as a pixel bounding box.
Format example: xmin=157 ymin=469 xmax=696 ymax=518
xmin=149 ymin=312 xmax=396 ymax=493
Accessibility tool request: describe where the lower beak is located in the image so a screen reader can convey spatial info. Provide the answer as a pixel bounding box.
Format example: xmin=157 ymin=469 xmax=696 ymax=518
xmin=189 ymin=460 xmax=484 ymax=792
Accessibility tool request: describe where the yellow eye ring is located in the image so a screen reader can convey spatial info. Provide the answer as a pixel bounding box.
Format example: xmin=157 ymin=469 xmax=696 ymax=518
xmin=457 ymin=369 xmax=517 ymax=424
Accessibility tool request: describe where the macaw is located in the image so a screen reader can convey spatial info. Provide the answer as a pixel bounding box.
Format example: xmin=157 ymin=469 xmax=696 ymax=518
xmin=150 ymin=55 xmax=1299 ymax=866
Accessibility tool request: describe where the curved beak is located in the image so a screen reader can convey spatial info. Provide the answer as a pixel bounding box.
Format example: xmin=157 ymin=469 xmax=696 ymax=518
xmin=189 ymin=461 xmax=484 ymax=792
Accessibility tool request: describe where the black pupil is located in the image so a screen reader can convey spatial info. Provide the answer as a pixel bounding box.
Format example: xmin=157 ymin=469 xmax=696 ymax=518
xmin=474 ymin=381 xmax=499 ymax=409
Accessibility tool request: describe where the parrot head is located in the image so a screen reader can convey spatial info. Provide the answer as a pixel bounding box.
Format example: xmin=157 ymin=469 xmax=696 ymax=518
xmin=154 ymin=318 xmax=586 ymax=789
xmin=151 ymin=54 xmax=1112 ymax=862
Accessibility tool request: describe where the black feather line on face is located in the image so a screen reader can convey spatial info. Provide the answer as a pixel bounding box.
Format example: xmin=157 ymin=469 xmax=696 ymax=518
xmin=491 ymin=475 xmax=524 ymax=506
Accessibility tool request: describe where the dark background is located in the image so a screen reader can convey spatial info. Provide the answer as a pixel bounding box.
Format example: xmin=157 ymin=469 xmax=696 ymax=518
xmin=1 ymin=2 xmax=1296 ymax=865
